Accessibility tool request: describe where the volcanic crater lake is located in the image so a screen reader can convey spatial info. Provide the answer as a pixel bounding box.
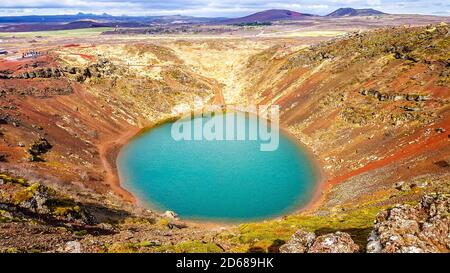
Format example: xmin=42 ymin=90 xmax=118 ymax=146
xmin=117 ymin=112 xmax=317 ymax=221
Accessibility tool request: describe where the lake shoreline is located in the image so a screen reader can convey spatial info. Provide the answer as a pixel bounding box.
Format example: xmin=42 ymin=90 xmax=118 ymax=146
xmin=280 ymin=128 xmax=327 ymax=215
xmin=107 ymin=111 xmax=327 ymax=227
xmin=98 ymin=126 xmax=142 ymax=204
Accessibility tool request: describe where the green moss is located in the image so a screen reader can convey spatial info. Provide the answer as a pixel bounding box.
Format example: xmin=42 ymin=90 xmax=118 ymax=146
xmin=107 ymin=243 xmax=138 ymax=253
xmin=228 ymin=206 xmax=386 ymax=252
xmin=4 ymin=248 xmax=20 ymax=253
xmin=108 ymin=240 xmax=223 ymax=253
xmin=0 ymin=209 xmax=20 ymax=223
xmin=158 ymin=240 xmax=224 ymax=253
xmin=107 ymin=241 xmax=160 ymax=253
xmin=135 ymin=241 xmax=157 ymax=248
xmin=73 ymin=230 xmax=88 ymax=237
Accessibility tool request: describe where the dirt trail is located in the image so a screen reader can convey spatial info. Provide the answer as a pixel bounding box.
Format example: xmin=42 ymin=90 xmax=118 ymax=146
xmin=212 ymin=85 xmax=225 ymax=105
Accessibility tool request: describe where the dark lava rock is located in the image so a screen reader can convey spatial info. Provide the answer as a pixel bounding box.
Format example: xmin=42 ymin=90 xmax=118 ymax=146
xmin=28 ymin=137 xmax=52 ymax=162
xmin=18 ymin=68 xmax=64 ymax=79
xmin=434 ymin=160 xmax=449 ymax=168
xmin=367 ymin=193 xmax=450 ymax=253
xmin=0 ymin=114 xmax=21 ymax=126
xmin=435 ymin=128 xmax=446 ymax=133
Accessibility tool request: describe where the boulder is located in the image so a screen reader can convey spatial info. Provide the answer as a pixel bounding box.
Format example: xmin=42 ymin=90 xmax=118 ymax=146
xmin=280 ymin=230 xmax=359 ymax=253
xmin=367 ymin=193 xmax=450 ymax=253
xmin=167 ymin=221 xmax=188 ymax=230
xmin=279 ymin=229 xmax=316 ymax=253
xmin=20 ymin=190 xmax=50 ymax=214
xmin=28 ymin=137 xmax=52 ymax=161
xmin=394 ymin=181 xmax=411 ymax=191
xmin=64 ymin=241 xmax=82 ymax=253
xmin=163 ymin=210 xmax=178 ymax=220
xmin=308 ymin=232 xmax=360 ymax=253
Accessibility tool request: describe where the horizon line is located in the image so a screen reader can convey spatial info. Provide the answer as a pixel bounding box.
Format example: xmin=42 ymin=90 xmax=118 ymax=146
xmin=0 ymin=8 xmax=449 ymax=19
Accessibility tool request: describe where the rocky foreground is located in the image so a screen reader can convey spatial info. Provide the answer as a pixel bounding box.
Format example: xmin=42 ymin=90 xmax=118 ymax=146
xmin=280 ymin=193 xmax=449 ymax=253
xmin=1 ymin=172 xmax=448 ymax=253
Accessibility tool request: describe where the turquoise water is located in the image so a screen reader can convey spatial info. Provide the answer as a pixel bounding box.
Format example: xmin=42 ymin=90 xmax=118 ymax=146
xmin=117 ymin=112 xmax=317 ymax=221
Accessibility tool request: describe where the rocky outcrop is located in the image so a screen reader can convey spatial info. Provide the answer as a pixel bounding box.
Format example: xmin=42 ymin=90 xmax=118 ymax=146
xmin=309 ymin=232 xmax=360 ymax=253
xmin=0 ymin=113 xmax=21 ymax=126
xmin=367 ymin=193 xmax=450 ymax=253
xmin=163 ymin=210 xmax=179 ymax=220
xmin=20 ymin=68 xmax=63 ymax=79
xmin=3 ymin=59 xmax=116 ymax=83
xmin=281 ymin=193 xmax=450 ymax=253
xmin=279 ymin=229 xmax=316 ymax=253
xmin=71 ymin=59 xmax=117 ymax=82
xmin=280 ymin=230 xmax=359 ymax=253
xmin=28 ymin=137 xmax=52 ymax=162
xmin=360 ymin=89 xmax=430 ymax=102
xmin=6 ymin=175 xmax=94 ymax=225
xmin=18 ymin=184 xmax=50 ymax=214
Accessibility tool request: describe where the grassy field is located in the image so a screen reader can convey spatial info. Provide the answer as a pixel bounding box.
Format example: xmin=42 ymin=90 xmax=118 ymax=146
xmin=261 ymin=30 xmax=347 ymax=38
xmin=0 ymin=27 xmax=113 ymax=38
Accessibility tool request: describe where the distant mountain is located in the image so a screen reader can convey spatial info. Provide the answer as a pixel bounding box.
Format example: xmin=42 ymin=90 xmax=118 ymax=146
xmin=0 ymin=13 xmax=221 ymax=25
xmin=326 ymin=8 xmax=386 ymax=17
xmin=221 ymin=9 xmax=316 ymax=24
xmin=0 ymin=20 xmax=147 ymax=32
xmin=0 ymin=13 xmax=114 ymax=24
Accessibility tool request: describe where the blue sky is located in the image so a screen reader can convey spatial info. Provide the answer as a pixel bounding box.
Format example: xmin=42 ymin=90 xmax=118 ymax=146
xmin=0 ymin=0 xmax=448 ymax=17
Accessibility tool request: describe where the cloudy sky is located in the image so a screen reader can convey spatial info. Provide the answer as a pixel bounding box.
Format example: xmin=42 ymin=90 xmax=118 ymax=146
xmin=0 ymin=0 xmax=448 ymax=17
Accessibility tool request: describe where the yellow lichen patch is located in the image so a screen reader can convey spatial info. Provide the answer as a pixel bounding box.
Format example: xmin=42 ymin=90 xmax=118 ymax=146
xmin=52 ymin=205 xmax=81 ymax=217
xmin=157 ymin=218 xmax=170 ymax=228
xmin=122 ymin=217 xmax=155 ymax=225
xmin=13 ymin=183 xmax=44 ymax=204
xmin=0 ymin=173 xmax=29 ymax=187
